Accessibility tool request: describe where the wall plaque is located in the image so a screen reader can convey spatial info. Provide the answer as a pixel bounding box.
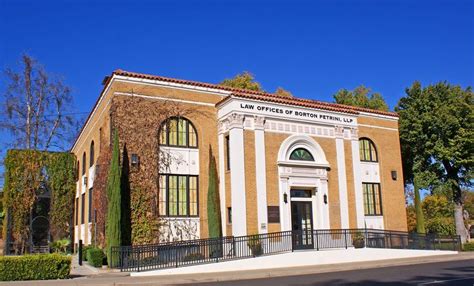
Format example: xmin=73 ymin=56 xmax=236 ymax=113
xmin=267 ymin=206 xmax=280 ymax=223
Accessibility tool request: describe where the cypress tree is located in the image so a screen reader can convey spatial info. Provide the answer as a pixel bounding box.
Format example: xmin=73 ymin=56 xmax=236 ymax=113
xmin=207 ymin=146 xmax=222 ymax=238
xmin=106 ymin=130 xmax=122 ymax=266
xmin=120 ymin=144 xmax=132 ymax=246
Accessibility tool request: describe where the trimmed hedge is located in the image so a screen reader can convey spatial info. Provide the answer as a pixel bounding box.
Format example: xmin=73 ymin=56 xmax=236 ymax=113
xmin=0 ymin=254 xmax=71 ymax=281
xmin=86 ymin=248 xmax=105 ymax=267
xmin=463 ymin=242 xmax=474 ymax=251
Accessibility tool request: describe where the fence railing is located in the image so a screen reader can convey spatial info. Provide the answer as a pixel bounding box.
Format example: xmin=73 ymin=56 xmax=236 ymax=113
xmin=110 ymin=228 xmax=461 ymax=272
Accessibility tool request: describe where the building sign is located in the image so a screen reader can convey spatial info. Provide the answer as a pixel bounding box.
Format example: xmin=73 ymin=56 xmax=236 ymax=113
xmin=239 ymin=103 xmax=354 ymax=124
xmin=267 ymin=206 xmax=280 ymax=223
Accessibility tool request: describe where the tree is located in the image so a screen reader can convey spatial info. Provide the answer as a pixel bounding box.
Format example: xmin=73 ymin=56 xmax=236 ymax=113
xmin=274 ymin=87 xmax=293 ymax=98
xmin=207 ymin=146 xmax=221 ymax=238
xmin=0 ymin=54 xmax=79 ymax=252
xmin=423 ymin=195 xmax=456 ymax=235
xmin=106 ymin=130 xmax=122 ymax=265
xmin=1 ymin=54 xmax=79 ymax=151
xmin=220 ymin=71 xmax=263 ymax=91
xmin=120 ymin=144 xmax=132 ymax=247
xmin=333 ymin=85 xmax=389 ymax=111
xmin=397 ymin=81 xmax=473 ymax=242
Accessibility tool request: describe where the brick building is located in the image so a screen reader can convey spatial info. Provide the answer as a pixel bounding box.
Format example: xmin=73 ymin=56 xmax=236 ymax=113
xmin=71 ymin=70 xmax=407 ymax=247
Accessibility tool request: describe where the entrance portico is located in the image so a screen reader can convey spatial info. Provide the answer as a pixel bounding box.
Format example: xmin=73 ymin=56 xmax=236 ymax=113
xmin=277 ymin=135 xmax=330 ymax=232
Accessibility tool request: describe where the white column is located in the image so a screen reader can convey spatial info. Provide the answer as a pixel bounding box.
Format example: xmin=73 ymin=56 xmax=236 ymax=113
xmin=335 ymin=126 xmax=350 ymax=229
xmin=279 ymin=177 xmax=291 ymax=231
xmin=217 ymin=123 xmax=227 ymax=236
xmin=227 ymin=113 xmax=247 ymax=236
xmin=254 ymin=116 xmax=268 ymax=234
xmin=320 ymin=179 xmax=330 ymax=229
xmin=350 ymin=128 xmax=365 ymax=228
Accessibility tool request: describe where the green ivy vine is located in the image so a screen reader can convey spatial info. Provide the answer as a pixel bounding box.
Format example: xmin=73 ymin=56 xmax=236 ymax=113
xmin=2 ymin=150 xmax=76 ymax=252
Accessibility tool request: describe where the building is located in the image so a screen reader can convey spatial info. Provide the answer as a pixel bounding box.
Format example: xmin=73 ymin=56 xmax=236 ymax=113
xmin=71 ymin=70 xmax=407 ymax=247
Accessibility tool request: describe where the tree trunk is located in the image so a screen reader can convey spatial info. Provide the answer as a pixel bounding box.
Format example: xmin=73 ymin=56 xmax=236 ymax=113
xmin=414 ymin=183 xmax=425 ymax=234
xmin=454 ymin=202 xmax=468 ymax=243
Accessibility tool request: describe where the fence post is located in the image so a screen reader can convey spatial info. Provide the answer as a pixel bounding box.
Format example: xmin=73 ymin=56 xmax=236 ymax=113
xmin=344 ymin=230 xmax=348 ymax=249
xmin=137 ymin=248 xmax=141 ymax=272
xmin=175 ymin=246 xmax=179 ymax=268
xmin=78 ymin=240 xmax=83 ymax=266
xmin=315 ymin=230 xmax=319 ymax=251
xmin=389 ymin=231 xmax=392 ymax=248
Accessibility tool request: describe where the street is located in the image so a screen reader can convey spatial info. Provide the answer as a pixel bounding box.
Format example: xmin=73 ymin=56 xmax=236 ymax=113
xmin=183 ymin=259 xmax=474 ymax=286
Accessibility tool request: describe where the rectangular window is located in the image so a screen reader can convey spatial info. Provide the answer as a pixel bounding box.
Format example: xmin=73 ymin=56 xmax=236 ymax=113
xmin=225 ymin=135 xmax=230 ymax=171
xmin=81 ymin=193 xmax=85 ymax=224
xmin=363 ymin=183 xmax=382 ymax=216
xmin=159 ymin=175 xmax=167 ymax=216
xmin=88 ymin=188 xmax=93 ymax=222
xmin=75 ymin=197 xmax=79 ymax=225
xmin=227 ymin=207 xmax=232 ymax=224
xmin=159 ymin=174 xmax=198 ymax=217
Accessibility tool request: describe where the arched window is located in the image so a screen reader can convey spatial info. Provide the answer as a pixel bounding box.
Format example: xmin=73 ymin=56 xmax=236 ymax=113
xmin=359 ymin=138 xmax=378 ymax=162
xmin=159 ymin=117 xmax=198 ymax=148
xmin=89 ymin=141 xmax=95 ymax=167
xmin=82 ymin=152 xmax=86 ymax=175
xmin=289 ymin=148 xmax=314 ymax=161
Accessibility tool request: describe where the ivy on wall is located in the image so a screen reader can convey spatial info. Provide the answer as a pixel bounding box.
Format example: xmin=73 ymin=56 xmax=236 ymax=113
xmin=2 ymin=150 xmax=76 ymax=253
xmin=46 ymin=152 xmax=76 ymax=239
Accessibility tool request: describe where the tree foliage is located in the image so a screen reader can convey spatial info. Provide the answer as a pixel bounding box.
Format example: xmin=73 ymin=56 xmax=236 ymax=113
xmin=219 ymin=71 xmax=293 ymax=96
xmin=274 ymin=87 xmax=293 ymax=98
xmin=106 ymin=130 xmax=122 ymax=265
xmin=220 ymin=71 xmax=263 ymax=91
xmin=207 ymin=146 xmax=221 ymax=238
xmin=333 ymin=85 xmax=389 ymax=111
xmin=397 ymin=81 xmax=473 ymax=242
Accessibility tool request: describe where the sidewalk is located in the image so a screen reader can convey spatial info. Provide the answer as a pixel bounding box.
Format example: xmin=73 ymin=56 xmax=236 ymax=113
xmin=131 ymin=248 xmax=458 ymax=277
xmin=1 ymin=250 xmax=473 ymax=286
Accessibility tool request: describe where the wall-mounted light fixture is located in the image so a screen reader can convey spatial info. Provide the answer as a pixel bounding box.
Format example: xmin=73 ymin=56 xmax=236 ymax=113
xmin=283 ymin=193 xmax=288 ymax=204
xmin=131 ymin=154 xmax=140 ymax=168
xmin=391 ymin=170 xmax=397 ymax=181
xmin=323 ymin=194 xmax=328 ymax=204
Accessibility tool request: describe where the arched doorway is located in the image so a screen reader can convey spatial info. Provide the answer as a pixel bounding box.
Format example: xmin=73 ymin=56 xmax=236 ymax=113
xmin=277 ymin=135 xmax=330 ymax=249
xmin=31 ymin=216 xmax=50 ymax=253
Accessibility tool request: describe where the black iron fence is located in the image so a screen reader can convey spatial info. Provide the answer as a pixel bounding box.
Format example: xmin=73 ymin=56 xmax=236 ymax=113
xmin=110 ymin=228 xmax=461 ymax=272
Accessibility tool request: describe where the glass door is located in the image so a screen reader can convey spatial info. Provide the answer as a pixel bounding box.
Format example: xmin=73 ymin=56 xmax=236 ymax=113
xmin=291 ymin=201 xmax=314 ymax=250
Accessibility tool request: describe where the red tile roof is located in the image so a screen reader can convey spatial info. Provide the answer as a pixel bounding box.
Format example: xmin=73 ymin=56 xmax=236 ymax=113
xmin=113 ymin=69 xmax=398 ymax=117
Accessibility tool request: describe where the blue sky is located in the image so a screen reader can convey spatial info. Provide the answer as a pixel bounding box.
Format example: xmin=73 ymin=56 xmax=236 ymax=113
xmin=0 ymin=0 xmax=473 ymax=186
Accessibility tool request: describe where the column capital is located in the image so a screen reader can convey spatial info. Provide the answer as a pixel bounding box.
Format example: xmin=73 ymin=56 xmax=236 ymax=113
xmin=335 ymin=125 xmax=345 ymax=138
xmin=254 ymin=116 xmax=266 ymax=130
xmin=226 ymin=113 xmax=245 ymax=130
xmin=350 ymin=127 xmax=359 ymax=141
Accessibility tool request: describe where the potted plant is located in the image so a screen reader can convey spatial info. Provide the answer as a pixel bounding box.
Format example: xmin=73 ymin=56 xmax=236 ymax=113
xmin=247 ymin=235 xmax=263 ymax=257
xmin=352 ymin=231 xmax=365 ymax=248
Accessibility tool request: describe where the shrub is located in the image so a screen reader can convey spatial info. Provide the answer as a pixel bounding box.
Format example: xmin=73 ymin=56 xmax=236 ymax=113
xmin=0 ymin=254 xmax=71 ymax=281
xmin=352 ymin=231 xmax=365 ymax=248
xmin=183 ymin=252 xmax=205 ymax=262
xmin=86 ymin=248 xmax=106 ymax=267
xmin=463 ymin=242 xmax=474 ymax=251
xmin=50 ymin=238 xmax=71 ymax=254
xmin=81 ymin=245 xmax=93 ymax=261
xmin=247 ymin=235 xmax=263 ymax=257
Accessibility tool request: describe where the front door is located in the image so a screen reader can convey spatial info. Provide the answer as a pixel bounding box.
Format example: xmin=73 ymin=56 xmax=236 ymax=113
xmin=291 ymin=201 xmax=314 ymax=250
